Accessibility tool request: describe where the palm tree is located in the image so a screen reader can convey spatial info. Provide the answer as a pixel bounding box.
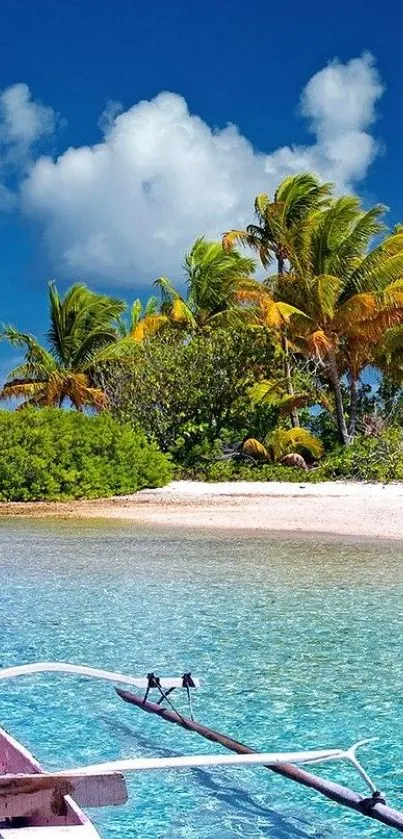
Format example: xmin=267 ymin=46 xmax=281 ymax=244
xmin=223 ymin=173 xmax=333 ymax=427
xmin=154 ymin=237 xmax=257 ymax=329
xmin=242 ymin=427 xmax=324 ymax=470
xmin=223 ymin=172 xmax=332 ymax=270
xmin=1 ymin=282 xmax=126 ymax=410
xmin=117 ymin=296 xmax=167 ymax=341
xmin=234 ymin=279 xmax=310 ymax=425
xmin=272 ymin=197 xmax=403 ymax=444
xmin=248 ymin=372 xmax=330 ymax=423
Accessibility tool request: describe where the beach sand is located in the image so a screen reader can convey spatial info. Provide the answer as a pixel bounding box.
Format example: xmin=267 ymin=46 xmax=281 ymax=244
xmin=0 ymin=480 xmax=402 ymax=540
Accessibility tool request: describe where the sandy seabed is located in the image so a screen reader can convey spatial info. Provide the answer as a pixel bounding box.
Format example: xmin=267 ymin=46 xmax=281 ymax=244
xmin=0 ymin=480 xmax=402 ymax=541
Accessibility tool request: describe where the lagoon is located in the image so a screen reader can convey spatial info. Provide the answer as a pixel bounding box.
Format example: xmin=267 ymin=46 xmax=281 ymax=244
xmin=0 ymin=519 xmax=402 ymax=838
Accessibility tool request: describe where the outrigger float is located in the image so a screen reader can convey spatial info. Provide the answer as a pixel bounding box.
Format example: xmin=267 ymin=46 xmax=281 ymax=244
xmin=0 ymin=662 xmax=402 ymax=835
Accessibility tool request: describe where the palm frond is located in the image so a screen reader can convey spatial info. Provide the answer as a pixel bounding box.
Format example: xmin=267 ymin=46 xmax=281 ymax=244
xmin=64 ymin=373 xmax=106 ymax=411
xmin=236 ymin=282 xmax=309 ymax=329
xmin=241 ymin=438 xmax=271 ymax=461
xmin=267 ymin=427 xmax=323 ymax=461
xmin=316 ymin=274 xmax=342 ymax=319
xmin=170 ymin=297 xmax=197 ymax=327
xmin=222 ymin=229 xmax=258 ymax=252
xmin=2 ymin=327 xmax=56 ymax=373
xmin=144 ymin=296 xmax=159 ymax=317
xmin=274 ymin=173 xmax=333 ymax=226
xmin=130 ymin=299 xmax=143 ymax=329
xmin=0 ymin=380 xmax=48 ymax=401
xmin=248 ymin=379 xmax=286 ymax=404
xmin=254 ymin=193 xmax=270 ymax=218
xmin=305 ymin=329 xmax=334 ymax=359
xmin=154 ymin=275 xmax=181 ymax=302
xmin=349 ymin=233 xmax=403 ymax=293
xmin=47 ymin=281 xmax=124 ymax=366
xmin=277 ymin=393 xmax=317 ymax=416
xmin=131 ymin=314 xmax=169 ymax=341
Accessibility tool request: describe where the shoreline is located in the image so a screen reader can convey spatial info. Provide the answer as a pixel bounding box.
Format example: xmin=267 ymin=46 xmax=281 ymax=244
xmin=1 ymin=480 xmax=403 ymax=541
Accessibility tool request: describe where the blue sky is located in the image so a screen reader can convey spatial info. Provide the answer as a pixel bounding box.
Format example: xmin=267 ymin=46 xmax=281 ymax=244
xmin=0 ymin=0 xmax=402 ymax=377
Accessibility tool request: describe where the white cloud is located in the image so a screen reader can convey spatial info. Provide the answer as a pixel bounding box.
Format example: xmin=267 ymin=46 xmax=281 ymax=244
xmin=0 ymin=83 xmax=55 ymax=146
xmin=21 ymin=53 xmax=384 ymax=285
xmin=97 ymin=98 xmax=123 ymax=134
xmin=0 ymin=83 xmax=56 ymax=209
xmin=299 ymin=52 xmax=383 ymax=183
xmin=301 ymin=53 xmax=382 ymax=134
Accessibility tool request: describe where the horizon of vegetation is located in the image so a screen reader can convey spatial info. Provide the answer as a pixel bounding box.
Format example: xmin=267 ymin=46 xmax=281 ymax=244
xmin=1 ymin=171 xmax=403 ymax=498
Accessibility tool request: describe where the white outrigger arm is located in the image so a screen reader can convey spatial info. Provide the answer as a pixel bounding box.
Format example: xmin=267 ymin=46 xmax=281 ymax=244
xmin=55 ymin=739 xmax=378 ymax=794
xmin=0 ymin=661 xmax=200 ymax=691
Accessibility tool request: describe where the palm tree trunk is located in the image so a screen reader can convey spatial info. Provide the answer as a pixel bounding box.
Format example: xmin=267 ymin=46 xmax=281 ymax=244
xmin=327 ymin=349 xmax=350 ymax=446
xmin=348 ymin=374 xmax=359 ymax=439
xmin=277 ymin=255 xmax=299 ymax=429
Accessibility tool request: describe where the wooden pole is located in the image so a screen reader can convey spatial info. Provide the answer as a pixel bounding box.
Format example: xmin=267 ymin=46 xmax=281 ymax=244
xmin=116 ymin=687 xmax=403 ymax=834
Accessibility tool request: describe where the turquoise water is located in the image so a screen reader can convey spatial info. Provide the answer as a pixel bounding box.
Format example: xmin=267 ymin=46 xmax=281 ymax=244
xmin=0 ymin=520 xmax=403 ymax=838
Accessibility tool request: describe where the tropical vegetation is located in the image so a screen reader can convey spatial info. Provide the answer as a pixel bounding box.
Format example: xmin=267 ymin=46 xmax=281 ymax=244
xmin=1 ymin=283 xmax=125 ymax=410
xmin=0 ymin=410 xmax=172 ymax=501
xmin=3 ymin=171 xmax=403 ymax=496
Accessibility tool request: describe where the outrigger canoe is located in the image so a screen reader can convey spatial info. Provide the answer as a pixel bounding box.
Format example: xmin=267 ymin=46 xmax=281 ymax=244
xmin=0 ymin=662 xmax=403 ymax=836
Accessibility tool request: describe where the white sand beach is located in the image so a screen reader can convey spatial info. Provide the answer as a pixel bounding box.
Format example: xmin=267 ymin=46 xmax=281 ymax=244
xmin=1 ymin=480 xmax=403 ymax=540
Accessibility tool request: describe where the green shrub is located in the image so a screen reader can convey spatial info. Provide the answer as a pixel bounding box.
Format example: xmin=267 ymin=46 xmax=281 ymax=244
xmin=180 ymin=458 xmax=309 ymax=483
xmin=0 ymin=409 xmax=172 ymax=501
xmin=179 ymin=429 xmax=403 ymax=482
xmin=315 ymin=428 xmax=403 ymax=482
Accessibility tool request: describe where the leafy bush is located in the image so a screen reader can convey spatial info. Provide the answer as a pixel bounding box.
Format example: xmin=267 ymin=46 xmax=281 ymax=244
xmin=179 ymin=428 xmax=403 ymax=483
xmin=97 ymin=328 xmax=280 ymax=460
xmin=0 ymin=409 xmax=172 ymax=501
xmin=315 ymin=428 xmax=403 ymax=482
xmin=180 ymin=458 xmax=310 ymax=483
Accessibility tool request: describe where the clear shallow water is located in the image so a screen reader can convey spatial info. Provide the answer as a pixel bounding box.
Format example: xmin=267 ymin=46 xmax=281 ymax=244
xmin=0 ymin=520 xmax=402 ymax=838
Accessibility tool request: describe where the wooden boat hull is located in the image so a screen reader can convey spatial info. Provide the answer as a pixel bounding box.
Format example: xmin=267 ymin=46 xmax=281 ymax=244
xmin=0 ymin=727 xmax=100 ymax=838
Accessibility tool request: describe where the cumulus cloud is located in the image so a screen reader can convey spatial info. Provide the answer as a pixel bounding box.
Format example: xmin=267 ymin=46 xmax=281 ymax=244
xmin=0 ymin=83 xmax=55 ymax=146
xmin=300 ymin=52 xmax=383 ymax=182
xmin=0 ymin=83 xmax=56 ymax=209
xmin=21 ymin=53 xmax=384 ymax=284
xmin=97 ymin=98 xmax=123 ymax=134
xmin=261 ymin=53 xmax=384 ymax=186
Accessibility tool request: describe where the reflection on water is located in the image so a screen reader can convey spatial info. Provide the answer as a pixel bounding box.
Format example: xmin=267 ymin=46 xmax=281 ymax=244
xmin=0 ymin=518 xmax=402 ymax=837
